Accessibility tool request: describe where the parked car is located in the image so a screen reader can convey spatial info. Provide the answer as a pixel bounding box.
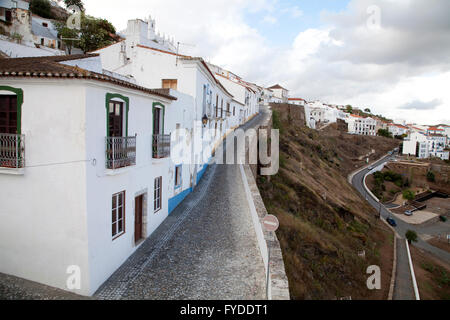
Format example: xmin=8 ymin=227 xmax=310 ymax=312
xmin=405 ymin=210 xmax=413 ymax=216
xmin=368 ymin=166 xmax=374 ymax=170
xmin=386 ymin=217 xmax=397 ymax=227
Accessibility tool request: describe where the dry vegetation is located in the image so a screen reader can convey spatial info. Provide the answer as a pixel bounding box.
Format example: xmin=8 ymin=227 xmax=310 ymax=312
xmin=256 ymin=108 xmax=399 ymax=299
xmin=411 ymin=245 xmax=450 ymax=300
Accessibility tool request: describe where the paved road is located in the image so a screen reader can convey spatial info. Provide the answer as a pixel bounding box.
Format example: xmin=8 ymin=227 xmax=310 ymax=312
xmin=352 ymin=155 xmax=450 ymax=264
xmin=95 ymin=108 xmax=269 ymax=300
xmin=351 ymin=154 xmax=450 ymax=299
xmin=393 ymin=240 xmax=415 ymax=300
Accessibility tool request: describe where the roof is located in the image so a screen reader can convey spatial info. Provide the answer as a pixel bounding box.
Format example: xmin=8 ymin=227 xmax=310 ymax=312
xmin=428 ymin=127 xmax=444 ymax=131
xmin=0 ymin=0 xmax=29 ymax=10
xmin=31 ymin=19 xmax=58 ymax=40
xmin=288 ymin=98 xmax=305 ymax=101
xmin=134 ymin=44 xmax=234 ymax=98
xmin=0 ymin=54 xmax=177 ymax=100
xmin=268 ymin=84 xmax=288 ymax=90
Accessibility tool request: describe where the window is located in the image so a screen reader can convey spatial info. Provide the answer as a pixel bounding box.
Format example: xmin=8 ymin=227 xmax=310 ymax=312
xmin=154 ymin=176 xmax=162 ymax=212
xmin=175 ymin=165 xmax=182 ymax=188
xmin=153 ymin=106 xmax=164 ymax=135
xmin=5 ymin=10 xmax=11 ymax=22
xmin=215 ymin=94 xmax=219 ymax=117
xmin=0 ymin=95 xmax=18 ymax=134
xmin=233 ymin=107 xmax=235 ymax=116
xmin=162 ymin=79 xmax=177 ymax=90
xmin=112 ymin=191 xmax=126 ymax=239
xmin=108 ymin=100 xmax=124 ymax=137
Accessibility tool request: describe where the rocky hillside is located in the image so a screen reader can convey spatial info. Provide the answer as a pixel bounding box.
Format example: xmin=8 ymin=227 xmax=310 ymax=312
xmin=257 ymin=107 xmax=399 ymax=299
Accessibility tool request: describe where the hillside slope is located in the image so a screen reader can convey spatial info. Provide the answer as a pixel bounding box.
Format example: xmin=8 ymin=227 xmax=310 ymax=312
xmin=257 ymin=108 xmax=399 ymax=299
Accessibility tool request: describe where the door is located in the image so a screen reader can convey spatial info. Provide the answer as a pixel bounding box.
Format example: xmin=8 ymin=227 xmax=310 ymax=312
xmin=134 ymin=195 xmax=144 ymax=243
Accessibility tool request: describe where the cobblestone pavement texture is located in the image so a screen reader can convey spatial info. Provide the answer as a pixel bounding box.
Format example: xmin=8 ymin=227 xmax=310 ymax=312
xmin=0 ymin=273 xmax=88 ymax=300
xmin=95 ymin=112 xmax=268 ymax=300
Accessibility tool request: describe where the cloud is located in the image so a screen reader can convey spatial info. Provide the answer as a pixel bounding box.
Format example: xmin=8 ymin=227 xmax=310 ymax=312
xmin=398 ymin=99 xmax=442 ymax=110
xmin=262 ymin=15 xmax=277 ymax=24
xmin=83 ymin=0 xmax=450 ymax=125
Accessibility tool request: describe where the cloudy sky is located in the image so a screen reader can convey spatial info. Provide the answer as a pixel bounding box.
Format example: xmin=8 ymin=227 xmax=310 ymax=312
xmin=82 ymin=0 xmax=450 ymax=125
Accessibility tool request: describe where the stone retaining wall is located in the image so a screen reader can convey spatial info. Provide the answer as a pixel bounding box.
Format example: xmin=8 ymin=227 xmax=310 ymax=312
xmin=241 ymin=108 xmax=290 ymax=300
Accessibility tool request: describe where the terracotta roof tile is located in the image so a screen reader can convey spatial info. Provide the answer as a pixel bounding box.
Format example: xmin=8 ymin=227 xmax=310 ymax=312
xmin=0 ymin=54 xmax=177 ymax=100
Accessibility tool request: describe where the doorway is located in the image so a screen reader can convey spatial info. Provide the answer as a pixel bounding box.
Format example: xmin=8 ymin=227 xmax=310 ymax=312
xmin=134 ymin=194 xmax=144 ymax=244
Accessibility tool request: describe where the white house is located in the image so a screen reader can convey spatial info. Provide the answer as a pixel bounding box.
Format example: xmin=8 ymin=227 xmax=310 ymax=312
xmin=402 ymin=131 xmax=449 ymax=160
xmin=121 ymin=17 xmax=177 ymax=53
xmin=267 ymin=84 xmax=289 ymax=103
xmin=31 ymin=15 xmax=62 ymax=50
xmin=388 ymin=123 xmax=409 ymax=137
xmin=402 ymin=131 xmax=427 ymax=156
xmin=427 ymin=134 xmax=449 ymax=160
xmin=261 ymin=88 xmax=273 ymax=106
xmin=288 ymin=98 xmax=306 ymax=106
xmin=0 ymin=0 xmax=33 ymax=43
xmin=438 ymin=125 xmax=450 ymax=146
xmin=0 ymin=54 xmax=219 ymax=296
xmin=94 ymin=17 xmax=259 ymax=152
xmin=214 ymin=73 xmax=258 ymax=123
xmin=346 ymin=114 xmax=377 ymax=136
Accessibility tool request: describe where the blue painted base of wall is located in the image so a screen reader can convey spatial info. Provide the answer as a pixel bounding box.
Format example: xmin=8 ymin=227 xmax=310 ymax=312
xmin=168 ymin=187 xmax=192 ymax=214
xmin=168 ymin=162 xmax=211 ymax=214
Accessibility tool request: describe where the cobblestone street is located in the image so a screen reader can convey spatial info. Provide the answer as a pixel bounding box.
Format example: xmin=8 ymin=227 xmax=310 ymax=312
xmin=95 ymin=162 xmax=266 ymax=299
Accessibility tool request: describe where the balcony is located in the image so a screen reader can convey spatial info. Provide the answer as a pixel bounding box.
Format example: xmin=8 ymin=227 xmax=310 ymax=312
xmin=152 ymin=134 xmax=170 ymax=159
xmin=0 ymin=133 xmax=25 ymax=169
xmin=105 ymin=136 xmax=136 ymax=169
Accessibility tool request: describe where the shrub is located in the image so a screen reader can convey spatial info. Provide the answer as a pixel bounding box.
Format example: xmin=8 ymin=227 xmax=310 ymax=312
xmin=405 ymin=230 xmax=418 ymax=244
xmin=30 ymin=0 xmax=54 ymax=19
xmin=402 ymin=190 xmax=415 ymax=201
xmin=427 ymin=171 xmax=435 ymax=182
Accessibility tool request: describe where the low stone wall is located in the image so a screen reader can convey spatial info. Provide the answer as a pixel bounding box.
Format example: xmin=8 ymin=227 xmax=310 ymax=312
xmin=270 ymin=103 xmax=306 ymax=127
xmin=240 ymin=108 xmax=290 ymax=300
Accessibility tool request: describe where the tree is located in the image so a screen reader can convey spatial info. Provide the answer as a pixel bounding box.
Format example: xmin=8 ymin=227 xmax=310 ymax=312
xmin=427 ymin=170 xmax=435 ymax=182
xmin=78 ymin=14 xmax=116 ymax=53
xmin=377 ymin=128 xmax=392 ymax=138
xmin=54 ymin=22 xmax=79 ymax=54
xmin=30 ymin=0 xmax=54 ymax=19
xmin=364 ymin=108 xmax=371 ymax=113
xmin=346 ymin=105 xmax=353 ymax=113
xmin=405 ymin=230 xmax=418 ymax=244
xmin=402 ymin=189 xmax=415 ymax=201
xmin=64 ymin=0 xmax=85 ymax=11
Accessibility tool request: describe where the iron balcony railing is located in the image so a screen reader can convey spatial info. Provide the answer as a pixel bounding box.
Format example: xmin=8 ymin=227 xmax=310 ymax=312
xmin=105 ymin=136 xmax=136 ymax=169
xmin=0 ymin=133 xmax=25 ymax=169
xmin=152 ymin=134 xmax=170 ymax=159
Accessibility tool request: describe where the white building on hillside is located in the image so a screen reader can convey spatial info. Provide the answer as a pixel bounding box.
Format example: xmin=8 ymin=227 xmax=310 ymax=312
xmin=288 ymin=98 xmax=306 ymax=106
xmin=388 ymin=123 xmax=409 ymax=137
xmin=402 ymin=131 xmax=449 ymax=160
xmin=346 ymin=114 xmax=377 ymax=136
xmin=267 ymin=84 xmax=289 ymax=103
